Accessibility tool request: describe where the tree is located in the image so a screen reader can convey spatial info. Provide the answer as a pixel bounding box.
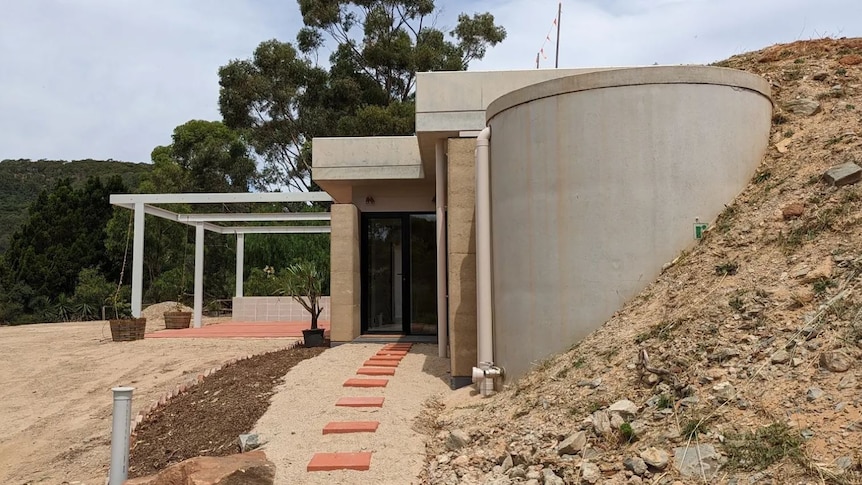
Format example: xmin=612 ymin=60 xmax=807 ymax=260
xmin=144 ymin=120 xmax=257 ymax=194
xmin=218 ymin=0 xmax=505 ymax=190
xmin=0 ymin=176 xmax=127 ymax=322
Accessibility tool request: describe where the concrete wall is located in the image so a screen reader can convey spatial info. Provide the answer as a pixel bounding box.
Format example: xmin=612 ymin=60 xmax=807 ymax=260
xmin=447 ymin=138 xmax=478 ymax=382
xmin=232 ymin=297 xmax=331 ymax=322
xmin=486 ymin=66 xmax=773 ymax=381
xmin=350 ymin=180 xmax=435 ymax=213
xmin=329 ymin=204 xmax=361 ymax=343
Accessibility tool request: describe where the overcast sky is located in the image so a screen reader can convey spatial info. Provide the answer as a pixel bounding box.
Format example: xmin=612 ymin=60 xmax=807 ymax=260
xmin=1 ymin=0 xmax=859 ymax=163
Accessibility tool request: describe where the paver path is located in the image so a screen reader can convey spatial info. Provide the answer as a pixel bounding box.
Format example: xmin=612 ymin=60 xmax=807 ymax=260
xmin=255 ymin=343 xmax=450 ymax=484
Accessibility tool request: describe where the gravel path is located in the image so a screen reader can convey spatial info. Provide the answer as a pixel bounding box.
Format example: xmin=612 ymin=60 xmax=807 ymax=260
xmin=255 ymin=343 xmax=451 ymax=485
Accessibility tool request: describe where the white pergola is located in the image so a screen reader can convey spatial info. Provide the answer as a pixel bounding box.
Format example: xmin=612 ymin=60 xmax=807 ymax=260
xmin=109 ymin=192 xmax=332 ymax=328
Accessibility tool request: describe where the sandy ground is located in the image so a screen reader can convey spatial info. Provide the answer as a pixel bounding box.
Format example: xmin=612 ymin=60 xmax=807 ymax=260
xmin=256 ymin=343 xmax=452 ymax=485
xmin=0 ymin=317 xmax=295 ymax=485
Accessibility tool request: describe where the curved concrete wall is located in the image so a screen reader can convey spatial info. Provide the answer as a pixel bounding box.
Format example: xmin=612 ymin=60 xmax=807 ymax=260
xmin=487 ymin=66 xmax=772 ymax=381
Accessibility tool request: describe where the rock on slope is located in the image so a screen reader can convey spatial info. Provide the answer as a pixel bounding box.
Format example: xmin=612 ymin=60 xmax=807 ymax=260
xmin=421 ymin=38 xmax=862 ymax=485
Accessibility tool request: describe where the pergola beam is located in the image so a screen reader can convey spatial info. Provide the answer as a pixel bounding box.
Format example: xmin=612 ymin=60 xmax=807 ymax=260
xmin=110 ymin=192 xmax=332 ymax=205
xmin=179 ymin=212 xmax=332 ymax=223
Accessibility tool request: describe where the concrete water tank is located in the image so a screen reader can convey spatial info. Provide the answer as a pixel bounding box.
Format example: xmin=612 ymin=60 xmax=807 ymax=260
xmin=485 ymin=66 xmax=772 ymax=381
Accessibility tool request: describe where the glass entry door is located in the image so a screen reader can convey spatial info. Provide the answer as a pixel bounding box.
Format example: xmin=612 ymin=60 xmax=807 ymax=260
xmin=362 ymin=213 xmax=437 ymax=335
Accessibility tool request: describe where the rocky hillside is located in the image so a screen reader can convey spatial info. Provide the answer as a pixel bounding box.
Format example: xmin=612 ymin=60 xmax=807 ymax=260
xmin=421 ymin=38 xmax=862 ymax=485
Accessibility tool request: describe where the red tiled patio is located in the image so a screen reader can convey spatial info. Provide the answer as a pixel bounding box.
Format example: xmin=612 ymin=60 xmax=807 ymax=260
xmin=147 ymin=320 xmax=330 ymax=339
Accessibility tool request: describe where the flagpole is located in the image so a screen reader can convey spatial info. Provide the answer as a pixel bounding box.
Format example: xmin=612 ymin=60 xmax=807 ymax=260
xmin=555 ymin=1 xmax=561 ymax=68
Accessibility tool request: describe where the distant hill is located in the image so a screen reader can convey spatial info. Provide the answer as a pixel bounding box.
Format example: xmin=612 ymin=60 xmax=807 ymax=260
xmin=0 ymin=159 xmax=151 ymax=253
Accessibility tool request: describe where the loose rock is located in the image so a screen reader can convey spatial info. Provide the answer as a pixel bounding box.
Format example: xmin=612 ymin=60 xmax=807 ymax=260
xmin=823 ymin=162 xmax=862 ymax=187
xmin=624 ymin=456 xmax=648 ymax=476
xmin=608 ymin=399 xmax=638 ymax=420
xmin=557 ymin=431 xmax=587 ymax=455
xmin=239 ymin=433 xmax=266 ymax=452
xmin=781 ymin=202 xmax=804 ymax=220
xmin=783 ymin=98 xmax=821 ymax=116
xmin=640 ymin=447 xmax=669 ymax=470
xmin=820 ymin=351 xmax=852 ymax=373
xmin=581 ymin=462 xmax=601 ymax=484
xmin=806 ymin=386 xmax=825 ymax=401
xmin=771 ymin=349 xmax=791 ymax=364
xmin=712 ymin=381 xmax=736 ymax=402
xmin=446 ymin=429 xmax=471 ymax=451
xmin=673 ymin=444 xmax=723 ymax=479
xmin=543 ymin=468 xmax=565 ymax=485
xmin=588 ymin=410 xmax=613 ymax=436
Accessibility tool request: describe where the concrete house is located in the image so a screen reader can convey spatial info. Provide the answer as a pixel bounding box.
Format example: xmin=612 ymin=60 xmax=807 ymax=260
xmin=313 ymin=66 xmax=772 ymax=391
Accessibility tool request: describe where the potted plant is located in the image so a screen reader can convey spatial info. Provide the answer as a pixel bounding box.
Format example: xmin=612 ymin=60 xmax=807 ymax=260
xmin=107 ymin=293 xmax=146 ymax=342
xmin=164 ymin=243 xmax=192 ymax=329
xmin=284 ymin=261 xmax=325 ymax=348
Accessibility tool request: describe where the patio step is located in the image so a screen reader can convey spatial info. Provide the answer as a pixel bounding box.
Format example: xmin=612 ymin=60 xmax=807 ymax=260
xmin=356 ymin=367 xmax=395 ymax=376
xmin=307 ymin=452 xmax=372 ymax=472
xmin=370 ymin=354 xmax=403 ymax=361
xmin=323 ymin=421 xmax=380 ymax=434
xmin=363 ymin=359 xmax=399 ymax=367
xmin=343 ymin=378 xmax=388 ymax=388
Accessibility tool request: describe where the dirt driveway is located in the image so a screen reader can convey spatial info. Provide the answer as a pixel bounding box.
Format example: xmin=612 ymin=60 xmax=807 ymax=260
xmin=0 ymin=319 xmax=294 ymax=485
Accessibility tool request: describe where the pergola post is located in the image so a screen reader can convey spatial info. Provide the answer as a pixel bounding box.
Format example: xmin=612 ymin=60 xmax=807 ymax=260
xmin=193 ymin=223 xmax=204 ymax=328
xmin=131 ymin=202 xmax=145 ymax=318
xmin=235 ymin=233 xmax=244 ymax=297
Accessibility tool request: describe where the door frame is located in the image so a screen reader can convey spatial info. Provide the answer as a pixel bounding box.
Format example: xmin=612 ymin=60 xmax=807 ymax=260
xmin=360 ymin=212 xmax=435 ymax=335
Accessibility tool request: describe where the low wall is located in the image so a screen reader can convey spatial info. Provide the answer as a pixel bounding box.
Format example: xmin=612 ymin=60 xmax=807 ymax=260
xmin=232 ymin=296 xmax=331 ymax=322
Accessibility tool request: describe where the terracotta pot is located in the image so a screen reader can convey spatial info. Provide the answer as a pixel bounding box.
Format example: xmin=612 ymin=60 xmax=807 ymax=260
xmin=109 ymin=318 xmax=146 ymax=341
xmin=164 ymin=311 xmax=192 ymax=329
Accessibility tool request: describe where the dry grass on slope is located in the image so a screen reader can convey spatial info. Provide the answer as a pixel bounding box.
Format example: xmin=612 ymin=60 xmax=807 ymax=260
xmin=423 ymin=38 xmax=862 ymax=485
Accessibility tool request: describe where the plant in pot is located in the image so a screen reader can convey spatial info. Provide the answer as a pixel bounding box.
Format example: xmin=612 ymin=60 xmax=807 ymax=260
xmin=107 ymin=213 xmax=146 ymax=341
xmin=284 ymin=261 xmax=325 ymax=348
xmin=164 ymin=235 xmax=192 ymax=329
xmin=107 ymin=292 xmax=146 ymax=342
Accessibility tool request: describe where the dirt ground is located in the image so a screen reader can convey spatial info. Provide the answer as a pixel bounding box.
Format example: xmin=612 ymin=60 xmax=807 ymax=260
xmin=0 ymin=317 xmax=296 ymax=485
xmin=128 ymin=346 xmax=326 ymax=478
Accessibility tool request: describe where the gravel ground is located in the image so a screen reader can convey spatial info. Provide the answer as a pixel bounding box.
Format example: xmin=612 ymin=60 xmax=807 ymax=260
xmin=255 ymin=343 xmax=451 ymax=485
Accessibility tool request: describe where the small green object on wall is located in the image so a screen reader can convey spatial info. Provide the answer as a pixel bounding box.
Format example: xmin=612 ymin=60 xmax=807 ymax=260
xmin=694 ymin=222 xmax=708 ymax=240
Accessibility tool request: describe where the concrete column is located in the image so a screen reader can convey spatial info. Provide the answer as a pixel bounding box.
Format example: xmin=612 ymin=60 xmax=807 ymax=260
xmin=329 ymin=204 xmax=361 ymax=343
xmin=435 ymin=139 xmax=448 ymax=358
xmin=193 ymin=223 xmax=204 ymax=328
xmin=447 ymin=138 xmax=478 ymax=387
xmin=235 ymin=233 xmax=244 ymax=298
xmin=130 ymin=203 xmax=145 ymax=318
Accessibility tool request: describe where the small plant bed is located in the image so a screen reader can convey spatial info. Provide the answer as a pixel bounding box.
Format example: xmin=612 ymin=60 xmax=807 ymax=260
xmin=128 ymin=345 xmax=326 ymax=478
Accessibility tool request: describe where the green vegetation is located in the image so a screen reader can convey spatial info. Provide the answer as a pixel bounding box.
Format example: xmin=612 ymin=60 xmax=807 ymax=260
xmin=715 ymin=262 xmax=740 ymax=276
xmin=723 ymin=423 xmax=803 ymax=471
xmin=0 ymin=159 xmax=151 ymax=253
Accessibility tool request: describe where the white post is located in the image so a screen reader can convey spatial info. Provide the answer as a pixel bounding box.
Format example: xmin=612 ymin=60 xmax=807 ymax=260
xmin=235 ymin=233 xmax=244 ymax=298
xmin=193 ymin=223 xmax=204 ymax=328
xmin=435 ymin=139 xmax=448 ymax=358
xmin=131 ymin=203 xmax=145 ymax=318
xmin=108 ymin=386 xmax=134 ymax=485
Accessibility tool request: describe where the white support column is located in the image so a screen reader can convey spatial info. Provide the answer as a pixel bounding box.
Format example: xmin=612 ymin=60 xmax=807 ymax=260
xmin=435 ymin=139 xmax=449 ymax=358
xmin=235 ymin=233 xmax=244 ymax=298
xmin=131 ymin=203 xmax=145 ymax=318
xmin=193 ymin=223 xmax=204 ymax=328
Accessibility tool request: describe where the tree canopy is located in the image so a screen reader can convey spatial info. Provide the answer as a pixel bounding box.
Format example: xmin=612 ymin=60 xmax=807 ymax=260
xmin=218 ymin=0 xmax=506 ymax=190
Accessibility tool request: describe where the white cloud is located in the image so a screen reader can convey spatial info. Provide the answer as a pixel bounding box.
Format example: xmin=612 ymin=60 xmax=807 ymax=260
xmin=0 ymin=0 xmax=860 ymax=163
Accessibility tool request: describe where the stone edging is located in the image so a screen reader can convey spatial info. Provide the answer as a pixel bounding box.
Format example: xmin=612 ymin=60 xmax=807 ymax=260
xmin=128 ymin=341 xmax=303 ymax=443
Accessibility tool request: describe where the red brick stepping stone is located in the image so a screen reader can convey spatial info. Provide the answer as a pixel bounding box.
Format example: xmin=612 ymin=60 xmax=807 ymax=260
xmin=307 ymin=452 xmax=372 ymax=471
xmin=377 ymin=350 xmax=408 ymax=356
xmin=343 ymin=378 xmax=388 ymax=388
xmin=335 ymin=397 xmax=385 ymax=407
xmin=323 ymin=421 xmax=380 ymax=434
xmin=357 ymin=367 xmax=395 ymax=376
xmin=363 ymin=359 xmax=399 ymax=367
xmin=371 ymin=354 xmax=403 ymax=361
